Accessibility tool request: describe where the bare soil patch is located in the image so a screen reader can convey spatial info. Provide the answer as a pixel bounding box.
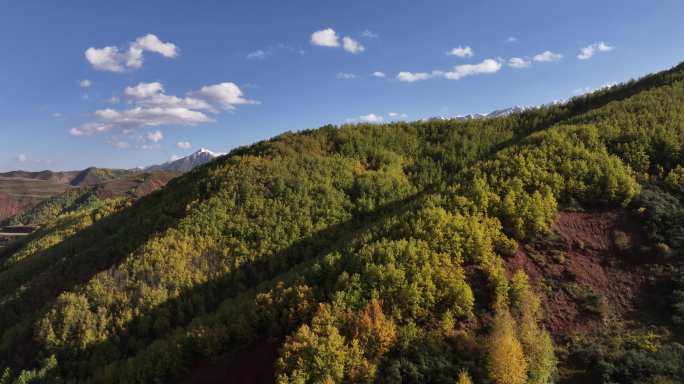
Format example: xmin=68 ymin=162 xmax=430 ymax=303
xmin=505 ymin=209 xmax=651 ymax=337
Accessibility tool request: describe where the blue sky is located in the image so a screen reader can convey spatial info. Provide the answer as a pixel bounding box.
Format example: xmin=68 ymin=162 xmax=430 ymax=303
xmin=1 ymin=0 xmax=683 ymax=171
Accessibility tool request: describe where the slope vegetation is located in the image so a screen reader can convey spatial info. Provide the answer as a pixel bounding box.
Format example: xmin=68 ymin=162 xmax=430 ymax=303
xmin=2 ymin=63 xmax=684 ymax=384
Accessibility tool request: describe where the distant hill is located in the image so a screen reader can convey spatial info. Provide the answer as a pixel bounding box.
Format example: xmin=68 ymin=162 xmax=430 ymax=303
xmin=145 ymin=148 xmax=226 ymax=173
xmin=0 ymin=171 xmax=75 ymax=220
xmin=0 ymin=168 xmax=178 ymax=223
xmin=0 ymin=152 xmax=215 ymax=222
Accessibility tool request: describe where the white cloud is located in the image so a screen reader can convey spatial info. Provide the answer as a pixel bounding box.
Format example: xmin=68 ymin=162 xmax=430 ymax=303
xmin=508 ymin=57 xmax=531 ymax=69
xmin=372 ymin=71 xmax=386 ymax=78
xmin=533 ymin=51 xmax=563 ymax=62
xmin=342 ymin=36 xmax=364 ymax=54
xmin=446 ymin=46 xmax=474 ymax=58
xmin=246 ymin=49 xmax=270 ymax=60
xmin=507 ymin=37 xmax=518 ymax=43
xmin=85 ymin=34 xmax=178 ymax=72
xmin=71 ymin=81 xmax=256 ymax=137
xmin=577 ymin=41 xmax=614 ymax=60
xmin=147 ymin=130 xmax=164 ymax=143
xmin=52 ymin=112 xmax=62 ymax=118
xmin=336 ymin=72 xmax=358 ymax=80
xmin=108 ymin=96 xmax=120 ymax=104
xmin=311 ymin=28 xmax=340 ymax=47
xmin=70 ymin=107 xmax=212 ymax=137
xmin=176 ymin=141 xmax=192 ymax=149
xmin=361 ymin=30 xmax=378 ymax=38
xmin=443 ymin=59 xmax=502 ymax=80
xmin=396 ymin=71 xmax=433 ymax=82
xmin=79 ymin=79 xmax=92 ymax=88
xmin=125 ymin=82 xmax=214 ymax=111
xmin=397 ymin=59 xmax=502 ymax=83
xmin=189 ymin=82 xmax=259 ymax=109
xmin=311 ymin=28 xmax=366 ymax=54
xmin=125 ymin=82 xmax=164 ymax=98
xmin=133 ymin=34 xmax=178 ymax=58
xmin=17 ymin=153 xmax=27 ymax=163
xmin=359 ymin=113 xmax=384 ymax=123
xmin=85 ymin=46 xmax=126 ymax=72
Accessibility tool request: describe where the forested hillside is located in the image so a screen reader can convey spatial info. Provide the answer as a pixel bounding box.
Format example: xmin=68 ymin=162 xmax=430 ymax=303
xmin=2 ymin=62 xmax=684 ymax=384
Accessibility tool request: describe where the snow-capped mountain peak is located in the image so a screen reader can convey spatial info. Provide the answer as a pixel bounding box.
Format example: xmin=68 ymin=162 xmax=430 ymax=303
xmin=145 ymin=148 xmax=226 ymax=173
xmin=422 ymin=105 xmax=531 ymax=122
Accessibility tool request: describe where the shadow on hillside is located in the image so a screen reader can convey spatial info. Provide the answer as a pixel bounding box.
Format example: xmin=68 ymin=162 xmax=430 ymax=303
xmin=71 ymin=191 xmax=429 ymax=383
xmin=484 ymin=62 xmax=684 ymax=160
xmin=0 ymin=171 xmax=207 ymax=368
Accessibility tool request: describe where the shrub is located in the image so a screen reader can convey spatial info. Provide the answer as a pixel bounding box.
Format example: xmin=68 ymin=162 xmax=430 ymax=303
xmin=613 ymin=230 xmax=632 ymax=251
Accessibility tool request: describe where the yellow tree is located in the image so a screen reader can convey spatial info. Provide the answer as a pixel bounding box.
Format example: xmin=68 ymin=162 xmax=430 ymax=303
xmin=457 ymin=370 xmax=473 ymax=384
xmin=488 ymin=309 xmax=528 ymax=384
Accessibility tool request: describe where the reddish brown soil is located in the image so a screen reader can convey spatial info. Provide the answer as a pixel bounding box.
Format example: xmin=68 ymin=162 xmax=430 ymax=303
xmin=0 ymin=191 xmax=36 ymax=221
xmin=94 ymin=172 xmax=178 ymax=199
xmin=0 ymin=171 xmax=177 ymax=222
xmin=180 ymin=339 xmax=280 ymax=384
xmin=505 ymin=209 xmax=650 ymax=337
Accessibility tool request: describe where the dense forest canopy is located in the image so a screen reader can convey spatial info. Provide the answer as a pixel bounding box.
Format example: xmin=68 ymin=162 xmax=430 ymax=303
xmin=2 ymin=62 xmax=684 ymax=383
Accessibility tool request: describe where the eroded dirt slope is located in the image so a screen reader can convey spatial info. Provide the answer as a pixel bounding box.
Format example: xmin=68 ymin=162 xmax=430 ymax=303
xmin=506 ymin=209 xmax=651 ymax=337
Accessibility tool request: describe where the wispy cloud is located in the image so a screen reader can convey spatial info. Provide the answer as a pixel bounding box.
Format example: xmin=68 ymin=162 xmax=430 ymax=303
xmin=146 ymin=130 xmax=164 ymax=143
xmin=577 ymin=42 xmax=614 ymax=60
xmin=336 ymin=72 xmax=358 ymax=80
xmin=507 ymin=36 xmax=518 ymax=43
xmin=176 ymin=141 xmax=192 ymax=149
xmin=372 ymin=71 xmax=386 ymax=78
xmin=85 ymin=34 xmax=178 ymax=72
xmin=342 ymin=36 xmax=364 ymax=54
xmin=397 ymin=59 xmax=502 ymax=82
xmin=79 ymin=79 xmax=92 ymax=88
xmin=396 ymin=71 xmax=433 ymax=83
xmin=442 ymin=59 xmax=501 ymax=79
xmin=245 ymin=44 xmax=306 ymax=60
xmin=533 ymin=50 xmax=563 ymax=62
xmin=361 ymin=30 xmax=378 ymax=39
xmin=446 ymin=46 xmax=474 ymax=58
xmin=508 ymin=57 xmax=531 ymax=69
xmin=13 ymin=153 xmax=53 ymax=167
xmin=246 ymin=49 xmax=270 ymax=60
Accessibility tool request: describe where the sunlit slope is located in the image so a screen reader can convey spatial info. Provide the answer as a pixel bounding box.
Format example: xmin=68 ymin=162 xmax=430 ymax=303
xmin=1 ymin=62 xmax=684 ymax=384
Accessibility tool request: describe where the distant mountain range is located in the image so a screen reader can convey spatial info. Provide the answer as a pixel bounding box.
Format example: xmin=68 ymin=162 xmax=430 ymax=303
xmin=422 ymin=105 xmax=530 ymax=122
xmin=0 ymin=167 xmax=178 ymax=222
xmin=0 ymin=149 xmax=225 ymax=221
xmin=144 ymin=148 xmax=226 ymax=173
